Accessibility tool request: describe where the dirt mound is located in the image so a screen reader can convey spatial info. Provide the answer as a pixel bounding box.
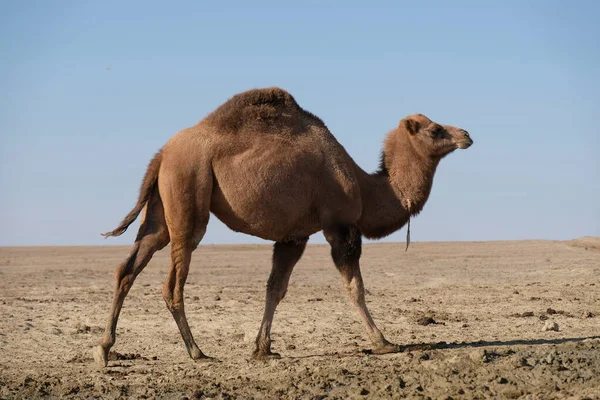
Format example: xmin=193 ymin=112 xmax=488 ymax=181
xmin=567 ymin=236 xmax=600 ymax=251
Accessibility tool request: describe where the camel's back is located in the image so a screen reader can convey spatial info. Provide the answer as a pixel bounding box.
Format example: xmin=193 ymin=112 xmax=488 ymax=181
xmin=201 ymin=87 xmax=326 ymax=136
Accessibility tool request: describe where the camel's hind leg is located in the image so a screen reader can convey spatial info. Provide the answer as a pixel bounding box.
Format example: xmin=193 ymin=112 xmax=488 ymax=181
xmin=93 ymin=191 xmax=169 ymax=367
xmin=160 ymin=170 xmax=212 ymax=360
xmin=252 ymin=238 xmax=308 ymax=360
xmin=162 ymin=227 xmax=207 ymax=360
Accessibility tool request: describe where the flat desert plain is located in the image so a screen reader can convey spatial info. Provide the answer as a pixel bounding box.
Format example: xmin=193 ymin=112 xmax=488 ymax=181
xmin=1 ymin=239 xmax=599 ymax=399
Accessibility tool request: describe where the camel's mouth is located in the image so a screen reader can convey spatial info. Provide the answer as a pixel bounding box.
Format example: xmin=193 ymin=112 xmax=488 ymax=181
xmin=455 ymin=138 xmax=473 ymax=149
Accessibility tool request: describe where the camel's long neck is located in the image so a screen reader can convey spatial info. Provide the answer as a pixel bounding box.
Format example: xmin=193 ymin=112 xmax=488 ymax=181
xmin=357 ymin=142 xmax=440 ymax=240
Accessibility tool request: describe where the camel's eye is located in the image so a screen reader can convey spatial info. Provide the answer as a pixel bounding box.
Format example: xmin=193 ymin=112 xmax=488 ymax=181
xmin=431 ymin=126 xmax=444 ymax=138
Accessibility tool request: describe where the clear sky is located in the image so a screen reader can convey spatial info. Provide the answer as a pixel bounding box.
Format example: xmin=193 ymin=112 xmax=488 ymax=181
xmin=1 ymin=0 xmax=598 ymax=247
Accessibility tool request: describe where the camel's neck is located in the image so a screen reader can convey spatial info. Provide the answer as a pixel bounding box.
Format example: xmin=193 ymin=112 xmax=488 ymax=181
xmin=357 ymin=139 xmax=440 ymax=239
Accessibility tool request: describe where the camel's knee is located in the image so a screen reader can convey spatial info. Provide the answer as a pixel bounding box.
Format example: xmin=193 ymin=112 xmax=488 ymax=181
xmin=162 ymin=284 xmax=184 ymax=313
xmin=116 ymin=273 xmax=136 ymax=294
xmin=162 ymin=285 xmax=174 ymax=311
xmin=113 ymin=253 xmax=136 ymax=287
xmin=344 ymin=276 xmax=365 ymax=303
xmin=266 ymin=275 xmax=289 ymax=303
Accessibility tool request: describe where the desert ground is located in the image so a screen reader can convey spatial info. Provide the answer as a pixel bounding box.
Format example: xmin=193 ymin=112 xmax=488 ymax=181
xmin=0 ymin=238 xmax=599 ymax=399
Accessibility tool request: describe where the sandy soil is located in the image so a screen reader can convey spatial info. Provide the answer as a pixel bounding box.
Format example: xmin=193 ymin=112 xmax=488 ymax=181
xmin=1 ymin=239 xmax=599 ymax=399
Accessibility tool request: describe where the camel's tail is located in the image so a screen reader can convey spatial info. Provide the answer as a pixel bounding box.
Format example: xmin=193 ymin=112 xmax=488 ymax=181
xmin=102 ymin=150 xmax=162 ymax=238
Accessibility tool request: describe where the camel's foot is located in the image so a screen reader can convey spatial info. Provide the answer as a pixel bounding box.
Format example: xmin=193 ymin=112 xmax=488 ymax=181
xmin=92 ymin=345 xmax=109 ymax=367
xmin=370 ymin=341 xmax=401 ymax=355
xmin=251 ymin=348 xmax=281 ymax=361
xmin=189 ymin=347 xmax=212 ymax=361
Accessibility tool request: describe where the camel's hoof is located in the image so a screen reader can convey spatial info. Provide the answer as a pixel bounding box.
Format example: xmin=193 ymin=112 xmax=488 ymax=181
xmin=190 ymin=348 xmax=213 ymax=361
xmin=191 ymin=352 xmax=213 ymax=361
xmin=370 ymin=342 xmax=401 ymax=355
xmin=251 ymin=350 xmax=281 ymax=361
xmin=92 ymin=345 xmax=109 ymax=367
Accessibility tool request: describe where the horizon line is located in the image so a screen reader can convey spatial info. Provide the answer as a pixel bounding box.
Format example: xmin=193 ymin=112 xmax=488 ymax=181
xmin=1 ymin=237 xmax=595 ymax=249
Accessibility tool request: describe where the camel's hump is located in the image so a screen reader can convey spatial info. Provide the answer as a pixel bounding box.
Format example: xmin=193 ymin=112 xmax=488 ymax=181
xmin=227 ymin=87 xmax=300 ymax=109
xmin=203 ymin=87 xmax=325 ymax=134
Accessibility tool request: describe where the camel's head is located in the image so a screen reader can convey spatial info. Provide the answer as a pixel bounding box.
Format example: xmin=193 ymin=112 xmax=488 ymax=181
xmin=400 ymin=114 xmax=473 ymax=158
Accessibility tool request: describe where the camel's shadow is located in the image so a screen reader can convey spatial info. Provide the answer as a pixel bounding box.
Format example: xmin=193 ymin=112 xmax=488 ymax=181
xmin=289 ymin=336 xmax=600 ymax=360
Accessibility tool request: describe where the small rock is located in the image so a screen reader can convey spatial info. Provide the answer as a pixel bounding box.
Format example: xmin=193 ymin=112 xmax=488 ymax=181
xmin=583 ymin=311 xmax=595 ymax=318
xmin=512 ymin=311 xmax=534 ymax=317
xmin=546 ymin=308 xmax=557 ymax=315
xmin=416 ymin=316 xmax=437 ymax=326
xmin=420 ymin=353 xmax=430 ymax=361
xmin=462 ymin=323 xmax=469 ymax=328
xmin=542 ymin=321 xmax=559 ymax=332
xmin=469 ymin=349 xmax=485 ymax=363
xmin=497 ymin=377 xmax=508 ymax=384
xmin=360 ymin=388 xmax=369 ymax=395
xmin=521 ymin=311 xmax=534 ymax=317
xmin=516 ymin=357 xmax=530 ymax=367
xmin=545 ymin=351 xmax=556 ymax=364
xmin=213 ymin=295 xmax=220 ymax=301
xmin=513 ymin=290 xmax=520 ymax=294
xmin=307 ymin=297 xmax=323 ymax=302
xmin=286 ymin=344 xmax=296 ymax=350
xmin=65 ymin=385 xmax=80 ymax=395
xmin=192 ymin=296 xmax=200 ymax=301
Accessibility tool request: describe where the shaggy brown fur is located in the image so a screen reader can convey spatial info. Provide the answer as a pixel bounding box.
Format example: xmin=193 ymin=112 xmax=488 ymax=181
xmin=93 ymin=87 xmax=473 ymax=366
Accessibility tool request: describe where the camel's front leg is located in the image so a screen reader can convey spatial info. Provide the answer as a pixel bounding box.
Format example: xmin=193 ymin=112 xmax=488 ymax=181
xmin=252 ymin=238 xmax=308 ymax=360
xmin=325 ymin=225 xmax=399 ymax=354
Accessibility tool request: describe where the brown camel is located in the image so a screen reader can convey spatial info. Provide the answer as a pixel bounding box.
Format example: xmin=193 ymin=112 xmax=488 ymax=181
xmin=93 ymin=87 xmax=473 ymax=366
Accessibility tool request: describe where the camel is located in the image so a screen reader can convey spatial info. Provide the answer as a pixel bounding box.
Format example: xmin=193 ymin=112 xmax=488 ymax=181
xmin=93 ymin=87 xmax=473 ymax=366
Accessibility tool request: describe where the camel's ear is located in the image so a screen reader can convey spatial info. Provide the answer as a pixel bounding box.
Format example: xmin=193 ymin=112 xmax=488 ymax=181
xmin=401 ymin=118 xmax=420 ymax=135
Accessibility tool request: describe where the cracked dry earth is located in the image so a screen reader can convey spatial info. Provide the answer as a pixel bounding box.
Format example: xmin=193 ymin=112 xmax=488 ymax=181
xmin=1 ymin=239 xmax=599 ymax=399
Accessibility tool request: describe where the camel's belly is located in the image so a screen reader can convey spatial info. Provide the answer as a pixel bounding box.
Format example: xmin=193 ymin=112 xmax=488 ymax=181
xmin=210 ymin=184 xmax=321 ymax=242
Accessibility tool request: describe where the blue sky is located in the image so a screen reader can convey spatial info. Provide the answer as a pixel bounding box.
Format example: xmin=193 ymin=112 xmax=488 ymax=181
xmin=1 ymin=0 xmax=598 ymax=246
